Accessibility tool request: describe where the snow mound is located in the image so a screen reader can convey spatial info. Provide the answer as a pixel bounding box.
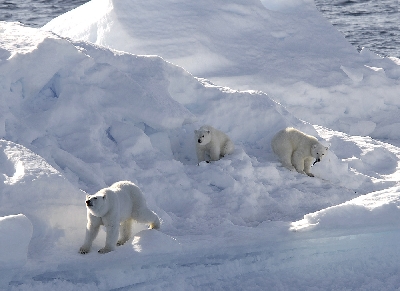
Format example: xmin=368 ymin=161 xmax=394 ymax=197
xmin=291 ymin=186 xmax=400 ymax=232
xmin=0 ymin=140 xmax=86 ymax=255
xmin=0 ymin=0 xmax=400 ymax=288
xmin=43 ymin=0 xmax=355 ymax=85
xmin=43 ymin=0 xmax=400 ymax=140
xmin=0 ymin=214 xmax=32 ymax=288
xmin=132 ymin=230 xmax=182 ymax=254
xmin=0 ymin=215 xmax=32 ymax=263
xmin=0 ymin=22 xmax=394 ymax=235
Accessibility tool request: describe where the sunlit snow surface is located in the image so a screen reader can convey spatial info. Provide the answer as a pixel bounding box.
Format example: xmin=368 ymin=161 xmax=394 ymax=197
xmin=44 ymin=0 xmax=400 ymax=138
xmin=0 ymin=0 xmax=400 ymax=289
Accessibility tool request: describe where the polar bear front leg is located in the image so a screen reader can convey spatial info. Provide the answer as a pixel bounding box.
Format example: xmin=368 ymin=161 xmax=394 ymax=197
xmin=304 ymin=157 xmax=315 ymax=177
xmin=99 ymin=224 xmax=119 ymax=253
xmin=222 ymin=140 xmax=234 ymax=157
xmin=196 ymin=147 xmax=206 ymax=164
xmin=209 ymin=145 xmax=221 ymax=161
xmin=79 ymin=215 xmax=101 ymax=254
xmin=99 ymin=214 xmax=120 ymax=254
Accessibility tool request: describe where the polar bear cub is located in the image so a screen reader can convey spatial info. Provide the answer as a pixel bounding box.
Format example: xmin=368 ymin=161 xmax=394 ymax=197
xmin=271 ymin=127 xmax=328 ymax=177
xmin=194 ymin=125 xmax=234 ymax=164
xmin=79 ymin=181 xmax=160 ymax=254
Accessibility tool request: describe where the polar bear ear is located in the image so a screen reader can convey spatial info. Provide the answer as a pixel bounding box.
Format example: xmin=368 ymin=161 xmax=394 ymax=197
xmin=312 ymin=144 xmax=317 ymax=149
xmin=207 ymin=130 xmax=210 ymax=134
xmin=325 ymin=147 xmax=329 ymax=150
xmin=102 ymin=194 xmax=106 ymax=200
xmin=194 ymin=130 xmax=198 ymax=134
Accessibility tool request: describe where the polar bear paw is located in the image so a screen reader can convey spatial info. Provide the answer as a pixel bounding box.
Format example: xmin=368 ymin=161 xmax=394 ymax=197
xmin=98 ymin=247 xmax=113 ymax=254
xmin=79 ymin=246 xmax=90 ymax=254
xmin=116 ymin=240 xmax=127 ymax=246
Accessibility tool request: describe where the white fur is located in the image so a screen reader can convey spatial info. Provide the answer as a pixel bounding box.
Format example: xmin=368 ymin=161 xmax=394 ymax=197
xmin=79 ymin=181 xmax=160 ymax=254
xmin=194 ymin=125 xmax=234 ymax=164
xmin=271 ymin=127 xmax=328 ymax=177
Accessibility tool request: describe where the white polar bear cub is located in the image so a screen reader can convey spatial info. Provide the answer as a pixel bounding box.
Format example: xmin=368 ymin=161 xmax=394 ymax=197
xmin=194 ymin=125 xmax=234 ymax=164
xmin=271 ymin=127 xmax=328 ymax=177
xmin=79 ymin=181 xmax=160 ymax=254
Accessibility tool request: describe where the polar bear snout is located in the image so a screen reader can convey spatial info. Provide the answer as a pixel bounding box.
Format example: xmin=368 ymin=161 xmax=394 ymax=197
xmin=85 ymin=196 xmax=100 ymax=207
xmin=197 ymin=134 xmax=206 ymax=144
xmin=195 ymin=128 xmax=212 ymax=146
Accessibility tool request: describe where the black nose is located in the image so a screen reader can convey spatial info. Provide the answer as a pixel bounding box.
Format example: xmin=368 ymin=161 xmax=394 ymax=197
xmin=198 ymin=139 xmax=201 ymax=143
xmin=86 ymin=200 xmax=92 ymax=206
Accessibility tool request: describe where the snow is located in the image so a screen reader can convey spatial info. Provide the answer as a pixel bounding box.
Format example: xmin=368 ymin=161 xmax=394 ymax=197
xmin=43 ymin=0 xmax=400 ymax=139
xmin=0 ymin=214 xmax=32 ymax=289
xmin=0 ymin=0 xmax=400 ymax=289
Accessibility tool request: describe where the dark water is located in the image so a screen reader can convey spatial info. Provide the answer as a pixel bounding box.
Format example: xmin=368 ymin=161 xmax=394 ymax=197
xmin=314 ymin=0 xmax=400 ymax=58
xmin=0 ymin=0 xmax=399 ymax=58
xmin=0 ymin=0 xmax=89 ymax=27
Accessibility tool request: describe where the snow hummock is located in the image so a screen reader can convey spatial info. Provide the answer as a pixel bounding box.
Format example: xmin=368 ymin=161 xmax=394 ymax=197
xmin=0 ymin=214 xmax=32 ymax=288
xmin=44 ymin=0 xmax=400 ymax=139
xmin=0 ymin=0 xmax=399 ymax=289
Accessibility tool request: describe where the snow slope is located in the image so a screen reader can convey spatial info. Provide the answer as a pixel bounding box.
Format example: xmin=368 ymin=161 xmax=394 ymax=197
xmin=0 ymin=0 xmax=400 ymax=289
xmin=44 ymin=0 xmax=400 ymax=139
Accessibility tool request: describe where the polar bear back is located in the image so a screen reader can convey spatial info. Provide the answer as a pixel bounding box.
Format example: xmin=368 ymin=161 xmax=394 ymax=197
xmin=108 ymin=181 xmax=147 ymax=221
xmin=209 ymin=129 xmax=229 ymax=149
xmin=272 ymin=127 xmax=317 ymax=154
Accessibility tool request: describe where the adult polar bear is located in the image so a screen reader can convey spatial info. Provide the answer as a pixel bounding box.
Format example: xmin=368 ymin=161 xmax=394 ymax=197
xmin=194 ymin=125 xmax=234 ymax=164
xmin=271 ymin=127 xmax=328 ymax=177
xmin=79 ymin=181 xmax=160 ymax=254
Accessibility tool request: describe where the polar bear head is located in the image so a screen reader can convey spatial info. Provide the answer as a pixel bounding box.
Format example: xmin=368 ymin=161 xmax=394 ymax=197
xmin=85 ymin=192 xmax=110 ymax=217
xmin=194 ymin=128 xmax=212 ymax=146
xmin=311 ymin=143 xmax=328 ymax=164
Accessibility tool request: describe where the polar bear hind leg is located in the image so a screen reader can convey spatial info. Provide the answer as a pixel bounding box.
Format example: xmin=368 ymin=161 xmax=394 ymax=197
xmin=273 ymin=142 xmax=295 ymax=171
xmin=291 ymin=150 xmax=306 ymax=174
xmin=135 ymin=207 xmax=161 ymax=229
xmin=222 ymin=140 xmax=234 ymax=157
xmin=209 ymin=144 xmax=221 ymax=161
xmin=117 ymin=218 xmax=134 ymax=246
